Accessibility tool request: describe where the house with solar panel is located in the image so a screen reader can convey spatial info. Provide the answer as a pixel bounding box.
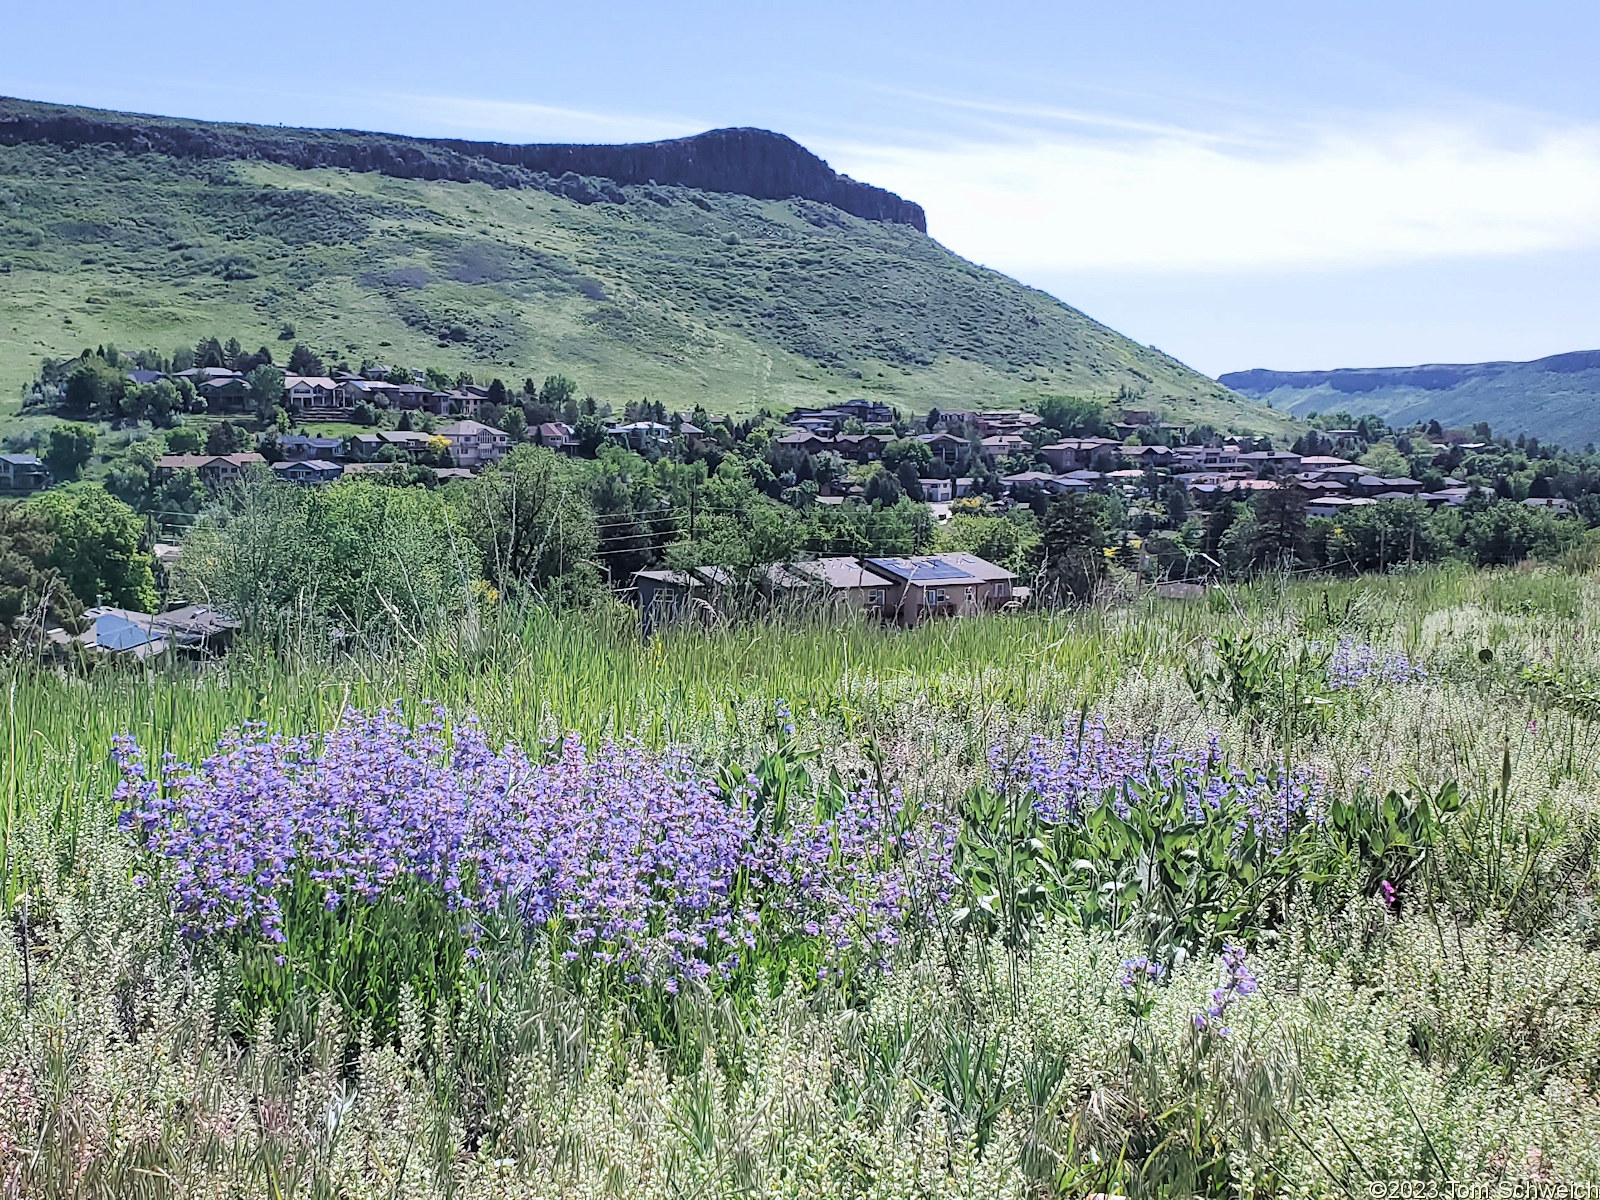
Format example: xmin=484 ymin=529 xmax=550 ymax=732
xmin=857 ymin=553 xmax=1020 ymax=624
xmin=629 ymin=552 xmax=1020 ymax=632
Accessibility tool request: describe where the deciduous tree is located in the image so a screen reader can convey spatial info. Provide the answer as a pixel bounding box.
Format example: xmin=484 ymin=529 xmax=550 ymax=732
xmin=248 ymin=365 xmax=286 ymax=421
xmin=1037 ymin=395 xmax=1109 ymax=438
xmin=29 ymin=485 xmax=157 ymax=610
xmin=44 ymin=422 xmax=97 ymax=482
xmin=462 ymin=446 xmax=599 ymax=602
xmin=0 ymin=504 xmax=84 ymax=649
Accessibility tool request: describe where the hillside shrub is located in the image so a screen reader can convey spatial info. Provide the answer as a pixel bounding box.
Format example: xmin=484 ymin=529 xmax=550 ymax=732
xmin=174 ymin=478 xmax=475 ymax=642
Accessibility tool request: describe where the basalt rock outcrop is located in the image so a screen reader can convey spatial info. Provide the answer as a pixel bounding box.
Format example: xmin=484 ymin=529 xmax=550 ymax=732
xmin=0 ymin=97 xmax=925 ymax=229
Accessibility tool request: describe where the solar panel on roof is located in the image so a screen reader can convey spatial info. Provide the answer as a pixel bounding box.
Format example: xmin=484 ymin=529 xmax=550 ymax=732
xmin=864 ymin=557 xmax=911 ymax=576
xmin=94 ymin=613 xmax=162 ymax=652
xmin=909 ymin=560 xmax=972 ymax=581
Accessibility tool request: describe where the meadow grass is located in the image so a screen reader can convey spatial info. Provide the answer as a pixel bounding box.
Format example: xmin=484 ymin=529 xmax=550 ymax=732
xmin=3 ymin=561 xmax=1600 ymax=1197
xmin=1 ymin=599 xmax=1191 ymax=837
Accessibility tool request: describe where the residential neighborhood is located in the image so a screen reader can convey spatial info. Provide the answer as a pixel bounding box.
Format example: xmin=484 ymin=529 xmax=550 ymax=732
xmin=14 ymin=345 xmax=1581 ymax=523
xmin=6 ymin=341 xmax=1592 ymax=662
xmin=766 ymin=402 xmax=1526 ymax=518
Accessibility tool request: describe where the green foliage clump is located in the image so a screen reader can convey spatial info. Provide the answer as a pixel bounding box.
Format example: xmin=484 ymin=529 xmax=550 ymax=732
xmin=1036 ymin=394 xmax=1109 ymax=437
xmin=1184 ymin=629 xmax=1335 ymax=737
xmin=286 ymin=343 xmax=324 ymax=376
xmin=61 ymin=356 xmax=126 ymax=417
xmin=175 ymin=478 xmax=476 ymax=641
xmin=0 ymin=504 xmax=83 ymax=648
xmin=28 ymin=483 xmax=156 ymax=610
xmin=1033 ymin=492 xmax=1113 ymax=603
xmin=246 ymin=363 xmax=284 ymax=419
xmin=934 ymin=511 xmax=1038 ymax=572
xmin=463 ymin=446 xmax=600 ymax=603
xmin=958 ymin=734 xmax=1325 ymax=963
xmin=42 ymin=421 xmax=96 ymax=482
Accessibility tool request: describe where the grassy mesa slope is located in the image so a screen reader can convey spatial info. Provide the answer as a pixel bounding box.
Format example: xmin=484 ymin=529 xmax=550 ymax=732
xmin=1222 ymin=351 xmax=1600 ymax=445
xmin=0 ymin=98 xmax=1272 ymax=430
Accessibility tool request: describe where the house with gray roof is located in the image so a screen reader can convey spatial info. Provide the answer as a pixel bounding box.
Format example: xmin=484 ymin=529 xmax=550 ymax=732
xmin=0 ymin=452 xmax=49 ymax=491
xmin=438 ymin=420 xmax=510 ymax=468
xmin=73 ymin=604 xmax=240 ymax=659
xmin=861 ymin=553 xmax=1018 ymax=623
xmin=272 ymin=459 xmax=344 ymax=485
xmin=629 ymin=552 xmax=1016 ymax=633
xmin=275 ymin=433 xmax=345 ymax=460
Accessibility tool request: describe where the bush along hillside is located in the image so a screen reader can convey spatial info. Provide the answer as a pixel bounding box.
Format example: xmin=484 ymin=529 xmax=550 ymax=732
xmin=5 ymin=563 xmax=1600 ymax=1194
xmin=0 ymin=100 xmax=1273 ymax=433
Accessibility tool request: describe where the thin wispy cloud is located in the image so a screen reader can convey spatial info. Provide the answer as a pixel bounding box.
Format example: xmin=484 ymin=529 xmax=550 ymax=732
xmin=379 ymin=91 xmax=701 ymax=144
xmin=822 ymin=112 xmax=1600 ymax=275
xmin=867 ymin=86 xmax=1258 ymax=148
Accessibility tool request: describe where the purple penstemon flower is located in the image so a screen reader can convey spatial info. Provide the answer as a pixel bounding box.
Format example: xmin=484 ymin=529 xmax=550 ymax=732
xmin=1324 ymin=640 xmax=1428 ymax=690
xmin=115 ymin=704 xmax=955 ymax=989
xmin=1193 ymin=943 xmax=1258 ymax=1036
xmin=1008 ymin=717 xmax=1323 ymax=841
xmin=774 ymin=698 xmax=797 ymax=738
xmin=1119 ymin=956 xmax=1165 ymax=989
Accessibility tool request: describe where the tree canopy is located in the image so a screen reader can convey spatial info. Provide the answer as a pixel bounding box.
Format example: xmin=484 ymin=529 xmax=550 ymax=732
xmin=28 ymin=485 xmax=157 ymax=611
xmin=0 ymin=504 xmax=85 ymax=650
xmin=1037 ymin=396 xmax=1110 ymax=438
xmin=287 ymin=344 xmax=325 ymax=376
xmin=43 ymin=423 xmax=97 ymax=482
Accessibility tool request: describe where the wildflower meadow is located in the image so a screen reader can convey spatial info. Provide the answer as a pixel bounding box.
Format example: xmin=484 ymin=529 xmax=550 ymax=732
xmin=4 ymin=561 xmax=1600 ymax=1197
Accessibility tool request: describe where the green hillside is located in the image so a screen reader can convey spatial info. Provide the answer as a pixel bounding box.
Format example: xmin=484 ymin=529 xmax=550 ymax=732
xmin=0 ymin=125 xmax=1286 ymax=434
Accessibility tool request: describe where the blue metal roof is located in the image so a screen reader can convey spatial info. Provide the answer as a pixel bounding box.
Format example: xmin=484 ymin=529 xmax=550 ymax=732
xmin=93 ymin=612 xmax=163 ymax=652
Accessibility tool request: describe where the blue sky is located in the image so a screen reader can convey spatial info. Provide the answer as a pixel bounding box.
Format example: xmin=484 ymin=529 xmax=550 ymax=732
xmin=5 ymin=0 xmax=1598 ymax=376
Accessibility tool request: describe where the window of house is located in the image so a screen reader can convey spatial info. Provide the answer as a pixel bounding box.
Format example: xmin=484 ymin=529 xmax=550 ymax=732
xmin=929 ymin=589 xmax=949 ymax=605
xmin=866 ymin=588 xmax=885 ymax=608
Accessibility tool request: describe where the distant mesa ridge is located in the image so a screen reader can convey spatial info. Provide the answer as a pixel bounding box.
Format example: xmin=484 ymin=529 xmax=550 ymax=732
xmin=0 ymin=97 xmax=927 ymax=231
xmin=1221 ymin=349 xmax=1600 ymax=397
xmin=428 ymin=127 xmax=927 ymax=230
